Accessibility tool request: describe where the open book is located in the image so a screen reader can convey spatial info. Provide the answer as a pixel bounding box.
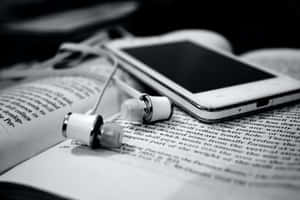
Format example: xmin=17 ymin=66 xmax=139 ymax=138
xmin=0 ymin=30 xmax=300 ymax=200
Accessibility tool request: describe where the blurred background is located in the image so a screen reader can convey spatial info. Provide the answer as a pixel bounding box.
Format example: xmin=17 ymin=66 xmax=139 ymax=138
xmin=1 ymin=0 xmax=300 ymax=67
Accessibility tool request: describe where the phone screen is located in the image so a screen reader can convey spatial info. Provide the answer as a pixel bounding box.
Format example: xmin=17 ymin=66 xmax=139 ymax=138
xmin=122 ymin=41 xmax=275 ymax=93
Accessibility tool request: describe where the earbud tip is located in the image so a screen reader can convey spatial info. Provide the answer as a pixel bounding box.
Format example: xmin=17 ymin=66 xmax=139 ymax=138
xmin=120 ymin=99 xmax=145 ymax=122
xmin=100 ymin=123 xmax=123 ymax=148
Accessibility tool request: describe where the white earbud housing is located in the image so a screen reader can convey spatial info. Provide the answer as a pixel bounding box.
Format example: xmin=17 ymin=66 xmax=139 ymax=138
xmin=140 ymin=95 xmax=173 ymax=123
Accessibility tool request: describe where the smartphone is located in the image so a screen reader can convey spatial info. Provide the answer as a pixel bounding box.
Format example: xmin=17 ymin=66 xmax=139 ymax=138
xmin=105 ymin=31 xmax=300 ymax=122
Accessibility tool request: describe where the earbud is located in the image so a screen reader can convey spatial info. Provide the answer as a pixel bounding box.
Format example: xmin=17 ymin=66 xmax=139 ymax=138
xmin=140 ymin=94 xmax=173 ymax=123
xmin=114 ymin=77 xmax=173 ymax=123
xmin=62 ymin=112 xmax=123 ymax=149
xmin=120 ymin=94 xmax=173 ymax=123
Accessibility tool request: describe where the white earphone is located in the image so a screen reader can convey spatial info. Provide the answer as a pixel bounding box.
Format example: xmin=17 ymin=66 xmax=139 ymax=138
xmin=62 ymin=113 xmax=123 ymax=149
xmin=0 ymin=41 xmax=173 ymax=149
xmin=61 ymin=76 xmax=174 ymax=149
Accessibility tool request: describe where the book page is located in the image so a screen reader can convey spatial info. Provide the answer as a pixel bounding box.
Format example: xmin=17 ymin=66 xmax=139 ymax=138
xmin=1 ymin=105 xmax=299 ymax=200
xmin=0 ymin=58 xmax=126 ymax=173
